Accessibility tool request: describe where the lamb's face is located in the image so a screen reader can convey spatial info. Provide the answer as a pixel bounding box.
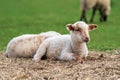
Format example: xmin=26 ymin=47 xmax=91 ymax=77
xmin=67 ymin=21 xmax=97 ymax=43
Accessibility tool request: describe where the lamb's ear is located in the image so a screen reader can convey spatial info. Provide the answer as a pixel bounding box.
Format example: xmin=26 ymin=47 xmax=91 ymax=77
xmin=66 ymin=24 xmax=74 ymax=31
xmin=88 ymin=24 xmax=98 ymax=31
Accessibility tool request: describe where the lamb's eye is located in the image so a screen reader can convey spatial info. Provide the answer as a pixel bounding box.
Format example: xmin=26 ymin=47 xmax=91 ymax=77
xmin=76 ymin=29 xmax=81 ymax=32
xmin=78 ymin=29 xmax=82 ymax=32
xmin=76 ymin=29 xmax=79 ymax=31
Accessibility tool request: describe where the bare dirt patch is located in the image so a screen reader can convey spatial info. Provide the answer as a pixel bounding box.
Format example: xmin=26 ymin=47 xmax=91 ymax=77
xmin=0 ymin=50 xmax=120 ymax=80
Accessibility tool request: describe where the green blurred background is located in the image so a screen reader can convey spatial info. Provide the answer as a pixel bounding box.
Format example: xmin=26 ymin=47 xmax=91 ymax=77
xmin=0 ymin=0 xmax=120 ymax=51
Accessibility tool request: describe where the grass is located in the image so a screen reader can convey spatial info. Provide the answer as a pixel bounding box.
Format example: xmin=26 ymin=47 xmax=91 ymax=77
xmin=0 ymin=0 xmax=120 ymax=51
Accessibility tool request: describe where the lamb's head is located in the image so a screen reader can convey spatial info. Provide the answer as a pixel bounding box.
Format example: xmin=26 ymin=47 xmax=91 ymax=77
xmin=66 ymin=21 xmax=97 ymax=43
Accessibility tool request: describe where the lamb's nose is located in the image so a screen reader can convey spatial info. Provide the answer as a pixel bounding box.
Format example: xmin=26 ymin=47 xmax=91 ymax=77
xmin=84 ymin=37 xmax=89 ymax=42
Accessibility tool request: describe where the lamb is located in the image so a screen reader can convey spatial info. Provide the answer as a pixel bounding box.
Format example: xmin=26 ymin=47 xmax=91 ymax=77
xmin=33 ymin=21 xmax=97 ymax=63
xmin=80 ymin=0 xmax=111 ymax=22
xmin=5 ymin=31 xmax=61 ymax=58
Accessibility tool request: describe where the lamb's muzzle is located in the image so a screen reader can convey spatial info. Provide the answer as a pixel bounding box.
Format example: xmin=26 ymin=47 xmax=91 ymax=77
xmin=84 ymin=37 xmax=89 ymax=42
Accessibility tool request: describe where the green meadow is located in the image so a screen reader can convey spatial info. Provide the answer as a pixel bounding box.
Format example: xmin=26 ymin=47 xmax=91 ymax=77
xmin=0 ymin=0 xmax=120 ymax=51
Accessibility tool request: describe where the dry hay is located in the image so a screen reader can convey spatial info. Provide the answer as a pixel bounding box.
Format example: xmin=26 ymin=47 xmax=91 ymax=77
xmin=0 ymin=50 xmax=120 ymax=80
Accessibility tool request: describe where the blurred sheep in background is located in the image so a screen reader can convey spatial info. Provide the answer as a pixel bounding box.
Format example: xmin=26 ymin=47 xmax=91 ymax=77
xmin=80 ymin=0 xmax=111 ymax=22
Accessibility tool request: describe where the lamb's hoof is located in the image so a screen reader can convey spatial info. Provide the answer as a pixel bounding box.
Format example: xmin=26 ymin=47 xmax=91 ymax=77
xmin=32 ymin=58 xmax=40 ymax=63
xmin=73 ymin=54 xmax=84 ymax=64
xmin=77 ymin=58 xmax=84 ymax=64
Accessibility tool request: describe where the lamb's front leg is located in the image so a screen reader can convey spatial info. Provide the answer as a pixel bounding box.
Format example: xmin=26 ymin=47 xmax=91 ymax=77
xmin=79 ymin=43 xmax=89 ymax=60
xmin=33 ymin=41 xmax=48 ymax=62
xmin=60 ymin=52 xmax=84 ymax=63
xmin=73 ymin=54 xmax=84 ymax=63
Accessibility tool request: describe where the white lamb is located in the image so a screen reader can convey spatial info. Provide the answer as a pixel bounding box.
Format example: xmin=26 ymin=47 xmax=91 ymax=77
xmin=5 ymin=31 xmax=61 ymax=58
xmin=80 ymin=0 xmax=111 ymax=22
xmin=33 ymin=21 xmax=97 ymax=62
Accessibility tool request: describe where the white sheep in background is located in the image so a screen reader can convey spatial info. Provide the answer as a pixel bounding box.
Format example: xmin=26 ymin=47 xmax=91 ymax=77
xmin=5 ymin=31 xmax=61 ymax=58
xmin=33 ymin=21 xmax=97 ymax=63
xmin=80 ymin=0 xmax=111 ymax=22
